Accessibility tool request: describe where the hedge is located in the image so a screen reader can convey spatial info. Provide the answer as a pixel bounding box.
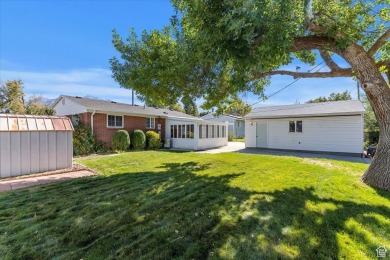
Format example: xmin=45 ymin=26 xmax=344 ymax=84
xmin=131 ymin=130 xmax=146 ymax=149
xmin=112 ymin=130 xmax=130 ymax=151
xmin=145 ymin=131 xmax=162 ymax=149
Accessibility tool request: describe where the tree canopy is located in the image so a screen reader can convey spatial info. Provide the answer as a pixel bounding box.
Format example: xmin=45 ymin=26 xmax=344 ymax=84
xmin=306 ymin=90 xmax=352 ymax=103
xmin=0 ymin=80 xmax=55 ymax=115
xmin=111 ymin=0 xmax=390 ymax=190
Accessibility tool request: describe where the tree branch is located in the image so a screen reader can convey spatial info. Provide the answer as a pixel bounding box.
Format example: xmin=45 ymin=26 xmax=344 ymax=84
xmin=367 ymin=29 xmax=390 ymax=57
xmin=319 ymin=50 xmax=341 ymax=70
xmin=291 ymin=36 xmax=341 ymax=53
xmin=253 ymin=68 xmax=352 ymax=79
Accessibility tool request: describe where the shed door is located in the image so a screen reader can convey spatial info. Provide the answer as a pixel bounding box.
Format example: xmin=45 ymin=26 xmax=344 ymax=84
xmin=256 ymin=122 xmax=268 ymax=148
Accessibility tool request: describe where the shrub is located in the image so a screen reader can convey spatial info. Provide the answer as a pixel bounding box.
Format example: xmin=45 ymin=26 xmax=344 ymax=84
xmin=73 ymin=124 xmax=95 ymax=155
xmin=73 ymin=123 xmax=108 ymax=155
xmin=228 ymin=132 xmax=234 ymax=141
xmin=94 ymin=140 xmax=107 ymax=153
xmin=112 ymin=130 xmax=130 ymax=151
xmin=131 ymin=130 xmax=146 ymax=149
xmin=145 ymin=131 xmax=162 ymax=149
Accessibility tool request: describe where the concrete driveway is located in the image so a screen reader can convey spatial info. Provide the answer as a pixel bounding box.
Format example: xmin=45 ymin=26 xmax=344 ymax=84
xmin=198 ymin=142 xmax=371 ymax=164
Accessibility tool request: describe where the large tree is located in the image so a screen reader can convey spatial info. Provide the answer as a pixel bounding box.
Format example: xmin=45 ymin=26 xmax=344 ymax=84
xmin=0 ymin=80 xmax=25 ymax=114
xmin=0 ymin=81 xmax=54 ymax=115
xmin=111 ymin=0 xmax=390 ymax=190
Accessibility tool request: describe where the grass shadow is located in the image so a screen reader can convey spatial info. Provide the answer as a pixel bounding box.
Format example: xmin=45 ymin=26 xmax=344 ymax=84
xmin=0 ymin=161 xmax=388 ymax=259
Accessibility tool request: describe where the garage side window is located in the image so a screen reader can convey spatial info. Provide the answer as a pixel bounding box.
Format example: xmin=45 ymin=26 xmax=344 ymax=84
xmin=107 ymin=115 xmax=123 ymax=128
xmin=289 ymin=121 xmax=295 ymax=132
xmin=296 ymin=121 xmax=303 ymax=132
xmin=289 ymin=121 xmax=303 ymax=133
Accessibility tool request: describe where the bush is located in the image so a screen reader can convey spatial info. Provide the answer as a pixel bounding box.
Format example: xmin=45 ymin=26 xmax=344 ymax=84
xmin=145 ymin=131 xmax=162 ymax=149
xmin=112 ymin=130 xmax=130 ymax=151
xmin=131 ymin=130 xmax=146 ymax=149
xmin=73 ymin=124 xmax=95 ymax=155
xmin=73 ymin=123 xmax=108 ymax=155
xmin=94 ymin=140 xmax=107 ymax=153
xmin=228 ymin=132 xmax=234 ymax=141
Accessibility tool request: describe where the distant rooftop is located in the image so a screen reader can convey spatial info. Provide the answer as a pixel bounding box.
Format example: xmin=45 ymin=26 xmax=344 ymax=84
xmin=54 ymin=95 xmax=200 ymax=120
xmin=201 ymin=113 xmax=244 ymax=120
xmin=245 ymin=100 xmax=365 ymax=119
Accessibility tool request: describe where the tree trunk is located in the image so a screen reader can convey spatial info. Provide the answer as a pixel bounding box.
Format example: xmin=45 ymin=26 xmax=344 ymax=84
xmin=340 ymin=43 xmax=390 ymax=191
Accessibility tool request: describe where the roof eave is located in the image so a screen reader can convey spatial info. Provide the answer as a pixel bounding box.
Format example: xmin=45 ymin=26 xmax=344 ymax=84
xmin=244 ymin=111 xmax=365 ymax=119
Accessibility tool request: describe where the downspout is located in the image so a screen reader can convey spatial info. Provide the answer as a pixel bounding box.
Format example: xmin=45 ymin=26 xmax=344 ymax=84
xmin=91 ymin=110 xmax=96 ymax=134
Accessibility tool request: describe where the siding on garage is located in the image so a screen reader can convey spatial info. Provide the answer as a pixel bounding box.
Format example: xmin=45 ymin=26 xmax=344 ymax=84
xmin=245 ymin=115 xmax=364 ymax=154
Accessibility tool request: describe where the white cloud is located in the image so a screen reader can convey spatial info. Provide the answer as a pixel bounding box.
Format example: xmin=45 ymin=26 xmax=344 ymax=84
xmin=0 ymin=68 xmax=137 ymax=104
xmin=0 ymin=67 xmax=359 ymax=110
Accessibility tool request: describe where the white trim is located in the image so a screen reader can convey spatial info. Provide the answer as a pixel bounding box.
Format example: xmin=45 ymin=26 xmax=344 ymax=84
xmin=91 ymin=110 xmax=96 ymax=134
xmin=107 ymin=114 xmax=124 ymax=128
xmin=146 ymin=117 xmax=155 ymax=129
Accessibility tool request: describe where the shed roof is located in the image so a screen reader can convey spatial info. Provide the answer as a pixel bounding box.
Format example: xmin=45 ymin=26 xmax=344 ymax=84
xmin=245 ymin=100 xmax=365 ymax=119
xmin=54 ymin=95 xmax=200 ymax=120
xmin=0 ymin=114 xmax=73 ymax=131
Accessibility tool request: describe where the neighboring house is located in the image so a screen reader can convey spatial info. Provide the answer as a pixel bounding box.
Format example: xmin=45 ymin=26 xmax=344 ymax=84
xmin=202 ymin=113 xmax=245 ymax=138
xmin=52 ymin=95 xmax=228 ymax=150
xmin=244 ymin=100 xmax=365 ymax=156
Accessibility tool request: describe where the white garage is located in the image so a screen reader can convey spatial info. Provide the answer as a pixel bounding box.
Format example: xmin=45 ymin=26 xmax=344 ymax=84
xmin=245 ymin=100 xmax=365 ymax=156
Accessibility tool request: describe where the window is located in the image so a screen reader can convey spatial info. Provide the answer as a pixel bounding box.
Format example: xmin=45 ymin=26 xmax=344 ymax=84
xmin=289 ymin=120 xmax=303 ymax=133
xmin=199 ymin=125 xmax=207 ymax=139
xmin=171 ymin=125 xmax=174 ymax=138
xmin=181 ymin=125 xmax=186 ymax=138
xmin=296 ymin=121 xmax=303 ymax=132
xmin=217 ymin=125 xmax=220 ymax=138
xmin=237 ymin=121 xmax=240 ymax=127
xmin=222 ymin=126 xmax=226 ymax=138
xmin=289 ymin=121 xmax=295 ymax=132
xmin=107 ymin=115 xmax=123 ymax=128
xmin=71 ymin=114 xmax=80 ymax=126
xmin=146 ymin=118 xmax=155 ymax=129
xmin=174 ymin=125 xmax=178 ymax=138
xmin=186 ymin=124 xmax=194 ymax=139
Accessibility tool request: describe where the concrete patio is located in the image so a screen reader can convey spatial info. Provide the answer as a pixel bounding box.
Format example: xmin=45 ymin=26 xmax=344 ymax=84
xmin=198 ymin=142 xmax=372 ymax=164
xmin=0 ymin=170 xmax=95 ymax=192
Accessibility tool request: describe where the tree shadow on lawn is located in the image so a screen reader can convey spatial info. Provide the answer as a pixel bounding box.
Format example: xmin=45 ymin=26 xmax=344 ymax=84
xmin=0 ymin=162 xmax=389 ymax=259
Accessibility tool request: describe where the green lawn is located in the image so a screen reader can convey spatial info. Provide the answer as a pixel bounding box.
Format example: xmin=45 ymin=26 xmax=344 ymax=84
xmin=231 ymin=138 xmax=245 ymax=142
xmin=0 ymin=151 xmax=389 ymax=259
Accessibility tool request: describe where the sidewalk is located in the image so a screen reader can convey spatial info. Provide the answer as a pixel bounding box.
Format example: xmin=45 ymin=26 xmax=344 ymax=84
xmin=0 ymin=170 xmax=95 ymax=192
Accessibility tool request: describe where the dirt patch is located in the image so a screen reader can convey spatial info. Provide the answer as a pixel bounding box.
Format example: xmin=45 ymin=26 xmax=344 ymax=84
xmin=301 ymin=158 xmax=340 ymax=169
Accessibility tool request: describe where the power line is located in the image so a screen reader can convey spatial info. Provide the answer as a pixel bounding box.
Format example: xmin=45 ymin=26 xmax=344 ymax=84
xmin=251 ymin=61 xmax=326 ymax=107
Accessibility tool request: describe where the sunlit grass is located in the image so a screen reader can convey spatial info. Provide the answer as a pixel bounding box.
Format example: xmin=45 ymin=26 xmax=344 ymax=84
xmin=0 ymin=151 xmax=388 ymax=259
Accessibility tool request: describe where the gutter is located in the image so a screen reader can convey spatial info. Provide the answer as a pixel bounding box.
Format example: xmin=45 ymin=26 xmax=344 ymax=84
xmin=91 ymin=110 xmax=96 ymax=134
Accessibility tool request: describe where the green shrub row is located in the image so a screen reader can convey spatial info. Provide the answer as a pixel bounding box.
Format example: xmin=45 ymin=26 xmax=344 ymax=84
xmin=112 ymin=129 xmax=162 ymax=152
xmin=73 ymin=124 xmax=162 ymax=155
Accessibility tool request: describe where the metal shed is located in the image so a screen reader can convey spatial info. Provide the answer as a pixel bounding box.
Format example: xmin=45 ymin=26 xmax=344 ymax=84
xmin=0 ymin=114 xmax=74 ymax=178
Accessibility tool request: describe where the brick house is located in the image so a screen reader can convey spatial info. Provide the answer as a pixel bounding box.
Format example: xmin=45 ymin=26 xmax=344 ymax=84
xmin=52 ymin=95 xmax=228 ymax=150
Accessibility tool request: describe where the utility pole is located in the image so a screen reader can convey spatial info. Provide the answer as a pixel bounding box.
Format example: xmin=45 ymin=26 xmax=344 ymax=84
xmin=132 ymin=89 xmax=134 ymax=106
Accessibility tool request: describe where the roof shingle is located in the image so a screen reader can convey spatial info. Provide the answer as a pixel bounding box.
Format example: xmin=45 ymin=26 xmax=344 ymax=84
xmin=59 ymin=95 xmax=200 ymax=119
xmin=245 ymin=100 xmax=365 ymax=119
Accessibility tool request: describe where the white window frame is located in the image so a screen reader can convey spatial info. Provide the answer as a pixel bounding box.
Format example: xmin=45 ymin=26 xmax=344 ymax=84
xmin=146 ymin=117 xmax=155 ymax=129
xmin=107 ymin=115 xmax=124 ymax=128
xmin=289 ymin=120 xmax=303 ymax=133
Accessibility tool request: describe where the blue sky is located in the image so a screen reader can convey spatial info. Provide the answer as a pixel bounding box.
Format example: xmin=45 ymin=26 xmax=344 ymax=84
xmin=0 ymin=0 xmax=359 ymax=109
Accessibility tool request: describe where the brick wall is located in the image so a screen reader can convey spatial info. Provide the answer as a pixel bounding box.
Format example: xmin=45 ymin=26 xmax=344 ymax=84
xmin=78 ymin=112 xmax=165 ymax=147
